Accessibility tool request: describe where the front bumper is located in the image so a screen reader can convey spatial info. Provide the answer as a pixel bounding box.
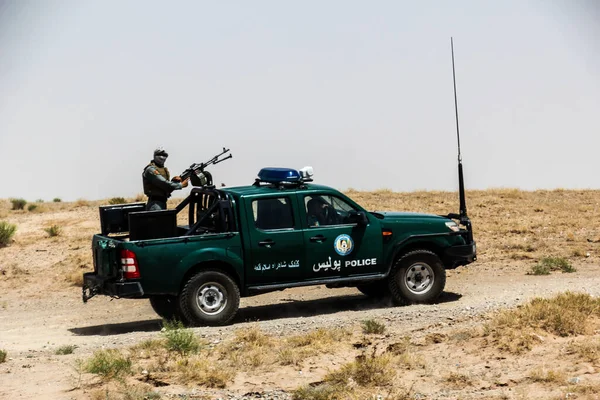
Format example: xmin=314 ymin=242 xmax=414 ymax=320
xmin=82 ymin=272 xmax=144 ymax=302
xmin=444 ymin=241 xmax=477 ymax=269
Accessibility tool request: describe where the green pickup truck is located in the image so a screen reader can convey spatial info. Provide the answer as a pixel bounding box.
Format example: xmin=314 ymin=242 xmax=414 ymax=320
xmin=83 ymin=166 xmax=476 ymax=326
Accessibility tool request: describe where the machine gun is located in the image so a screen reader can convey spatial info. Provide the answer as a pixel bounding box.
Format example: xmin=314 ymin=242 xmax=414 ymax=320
xmin=176 ymin=147 xmax=233 ymax=187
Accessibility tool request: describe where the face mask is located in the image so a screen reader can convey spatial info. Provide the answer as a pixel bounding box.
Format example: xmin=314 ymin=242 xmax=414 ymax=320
xmin=154 ymin=155 xmax=167 ymax=167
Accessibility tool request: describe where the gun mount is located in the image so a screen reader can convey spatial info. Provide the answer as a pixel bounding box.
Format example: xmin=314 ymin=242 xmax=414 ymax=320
xmin=177 ymin=147 xmax=233 ymax=187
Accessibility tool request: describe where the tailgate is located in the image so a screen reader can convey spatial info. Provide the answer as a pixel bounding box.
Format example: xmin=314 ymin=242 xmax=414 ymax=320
xmin=92 ymin=234 xmax=120 ymax=279
xmin=82 ymin=234 xmax=143 ymax=302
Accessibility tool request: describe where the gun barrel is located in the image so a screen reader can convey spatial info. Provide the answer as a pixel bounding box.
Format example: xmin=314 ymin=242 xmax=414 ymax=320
xmin=177 ymin=148 xmax=232 ymax=185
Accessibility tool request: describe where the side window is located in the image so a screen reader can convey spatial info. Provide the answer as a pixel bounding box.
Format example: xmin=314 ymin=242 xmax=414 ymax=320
xmin=305 ymin=195 xmax=357 ymax=227
xmin=252 ymin=197 xmax=295 ymax=230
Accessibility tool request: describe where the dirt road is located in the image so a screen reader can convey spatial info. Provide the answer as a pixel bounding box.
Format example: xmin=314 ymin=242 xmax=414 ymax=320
xmin=2 ymin=260 xmax=600 ymax=399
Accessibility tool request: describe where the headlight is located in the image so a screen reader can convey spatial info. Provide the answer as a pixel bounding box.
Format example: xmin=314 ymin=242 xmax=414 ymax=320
xmin=445 ymin=221 xmax=460 ymax=232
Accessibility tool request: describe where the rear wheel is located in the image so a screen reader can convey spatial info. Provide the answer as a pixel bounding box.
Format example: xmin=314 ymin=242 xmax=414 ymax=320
xmin=179 ymin=270 xmax=240 ymax=326
xmin=388 ymin=250 xmax=446 ymax=305
xmin=148 ymin=295 xmax=185 ymax=322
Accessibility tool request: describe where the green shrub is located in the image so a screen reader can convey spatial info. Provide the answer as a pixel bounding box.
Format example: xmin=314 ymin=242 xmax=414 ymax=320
xmin=84 ymin=349 xmax=131 ymax=380
xmin=529 ymin=257 xmax=576 ymax=275
xmin=35 ymin=199 xmax=44 ymax=203
xmin=53 ymin=198 xmax=62 ymax=202
xmin=0 ymin=349 xmax=6 ymax=363
xmin=529 ymin=263 xmax=550 ymax=275
xmin=55 ymin=345 xmax=77 ymax=355
xmin=108 ymin=197 xmax=126 ymax=205
xmin=292 ymin=383 xmax=348 ymax=399
xmin=10 ymin=198 xmax=26 ymax=210
xmin=27 ymin=204 xmax=38 ymax=212
xmin=0 ymin=221 xmax=17 ymax=247
xmin=162 ymin=320 xmax=201 ymax=355
xmin=44 ymin=225 xmax=62 ymax=237
xmin=361 ymin=319 xmax=386 ymax=334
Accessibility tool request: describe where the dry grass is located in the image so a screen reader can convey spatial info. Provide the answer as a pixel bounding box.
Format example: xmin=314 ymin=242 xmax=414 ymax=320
xmin=528 ymin=367 xmax=565 ymax=384
xmin=565 ymin=338 xmax=600 ymax=363
xmin=170 ymin=356 xmax=235 ymax=387
xmin=74 ymin=199 xmax=90 ymax=208
xmin=87 ymin=382 xmax=161 ymax=400
xmin=386 ymin=336 xmax=424 ymax=369
xmin=444 ymin=372 xmax=474 ymax=388
xmin=567 ymin=382 xmax=600 ymax=396
xmin=113 ymin=325 xmax=355 ymax=392
xmin=0 ymin=262 xmax=31 ymax=279
xmin=52 ymin=253 xmax=93 ymax=287
xmin=278 ymin=327 xmax=351 ymax=366
xmin=325 ymin=351 xmax=396 ymax=387
xmin=219 ymin=325 xmax=273 ymax=368
xmin=483 ymin=292 xmax=600 ymax=354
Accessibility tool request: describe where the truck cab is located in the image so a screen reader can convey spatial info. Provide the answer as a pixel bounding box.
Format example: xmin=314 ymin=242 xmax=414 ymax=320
xmin=83 ymin=166 xmax=476 ymax=326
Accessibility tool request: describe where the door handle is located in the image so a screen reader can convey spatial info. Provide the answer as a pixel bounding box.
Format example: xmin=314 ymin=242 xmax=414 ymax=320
xmin=310 ymin=235 xmax=326 ymax=243
xmin=258 ymin=239 xmax=275 ymax=248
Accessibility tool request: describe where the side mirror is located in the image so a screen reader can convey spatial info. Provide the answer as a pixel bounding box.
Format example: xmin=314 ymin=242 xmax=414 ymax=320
xmin=348 ymin=210 xmax=369 ymax=226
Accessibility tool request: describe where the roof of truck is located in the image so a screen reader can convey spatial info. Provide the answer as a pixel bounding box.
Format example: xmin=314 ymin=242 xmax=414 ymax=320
xmin=221 ymin=183 xmax=335 ymax=197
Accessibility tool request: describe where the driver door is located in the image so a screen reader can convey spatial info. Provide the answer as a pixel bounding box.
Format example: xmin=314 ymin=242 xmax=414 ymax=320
xmin=299 ymin=193 xmax=383 ymax=280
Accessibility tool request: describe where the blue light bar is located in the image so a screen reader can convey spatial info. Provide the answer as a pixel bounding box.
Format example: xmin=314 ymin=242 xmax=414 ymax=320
xmin=257 ymin=167 xmax=301 ymax=183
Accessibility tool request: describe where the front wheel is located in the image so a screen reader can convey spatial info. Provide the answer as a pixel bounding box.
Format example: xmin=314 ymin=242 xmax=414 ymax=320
xmin=179 ymin=270 xmax=240 ymax=326
xmin=388 ymin=250 xmax=446 ymax=305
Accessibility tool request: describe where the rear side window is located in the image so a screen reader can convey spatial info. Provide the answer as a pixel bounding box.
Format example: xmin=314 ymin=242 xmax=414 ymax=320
xmin=252 ymin=197 xmax=294 ymax=230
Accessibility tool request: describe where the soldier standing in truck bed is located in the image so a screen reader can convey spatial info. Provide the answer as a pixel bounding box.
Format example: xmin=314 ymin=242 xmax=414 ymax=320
xmin=142 ymin=148 xmax=189 ymax=211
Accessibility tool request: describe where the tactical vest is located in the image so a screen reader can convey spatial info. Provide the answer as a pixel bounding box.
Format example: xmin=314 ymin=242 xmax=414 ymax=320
xmin=142 ymin=162 xmax=171 ymax=198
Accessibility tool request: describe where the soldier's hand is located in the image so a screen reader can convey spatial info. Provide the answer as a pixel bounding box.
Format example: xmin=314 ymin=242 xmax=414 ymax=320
xmin=181 ymin=178 xmax=190 ymax=188
xmin=172 ymin=176 xmax=182 ymax=182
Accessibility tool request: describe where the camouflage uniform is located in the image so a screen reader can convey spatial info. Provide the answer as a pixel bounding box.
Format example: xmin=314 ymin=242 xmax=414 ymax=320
xmin=142 ymin=161 xmax=184 ymax=211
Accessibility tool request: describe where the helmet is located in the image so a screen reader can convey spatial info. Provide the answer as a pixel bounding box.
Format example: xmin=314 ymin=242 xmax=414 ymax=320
xmin=154 ymin=147 xmax=169 ymax=157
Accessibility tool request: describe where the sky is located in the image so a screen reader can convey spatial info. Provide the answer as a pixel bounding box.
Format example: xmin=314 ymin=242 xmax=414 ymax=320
xmin=1 ymin=0 xmax=599 ymax=201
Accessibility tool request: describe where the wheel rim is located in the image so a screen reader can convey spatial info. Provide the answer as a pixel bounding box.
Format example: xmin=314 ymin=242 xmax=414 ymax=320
xmin=195 ymin=282 xmax=228 ymax=315
xmin=404 ymin=262 xmax=434 ymax=295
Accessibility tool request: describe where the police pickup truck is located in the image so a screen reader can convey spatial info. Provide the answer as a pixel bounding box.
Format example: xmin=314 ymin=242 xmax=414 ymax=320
xmin=83 ymin=166 xmax=476 ymax=326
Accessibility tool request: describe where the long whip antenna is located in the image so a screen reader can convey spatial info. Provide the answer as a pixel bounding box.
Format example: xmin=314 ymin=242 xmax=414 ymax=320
xmin=451 ymin=37 xmax=467 ymax=219
xmin=451 ymin=37 xmax=462 ymax=162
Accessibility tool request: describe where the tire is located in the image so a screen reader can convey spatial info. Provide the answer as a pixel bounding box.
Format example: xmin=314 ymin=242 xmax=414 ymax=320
xmin=388 ymin=250 xmax=446 ymax=305
xmin=356 ymin=281 xmax=390 ymax=298
xmin=148 ymin=295 xmax=185 ymax=322
xmin=179 ymin=270 xmax=240 ymax=327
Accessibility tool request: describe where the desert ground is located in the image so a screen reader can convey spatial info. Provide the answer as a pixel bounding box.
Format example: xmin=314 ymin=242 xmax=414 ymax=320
xmin=1 ymin=189 xmax=600 ymax=400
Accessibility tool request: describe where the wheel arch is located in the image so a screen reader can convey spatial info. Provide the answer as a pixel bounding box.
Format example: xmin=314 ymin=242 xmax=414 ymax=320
xmin=179 ymin=261 xmax=241 ymax=293
xmin=389 ymin=240 xmax=444 ymax=274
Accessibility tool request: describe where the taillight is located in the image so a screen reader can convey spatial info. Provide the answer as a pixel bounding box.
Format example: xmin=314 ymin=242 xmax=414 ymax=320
xmin=120 ymin=249 xmax=140 ymax=279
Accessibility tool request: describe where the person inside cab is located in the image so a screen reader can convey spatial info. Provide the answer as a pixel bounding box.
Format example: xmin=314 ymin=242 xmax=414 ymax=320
xmin=307 ymin=196 xmax=335 ymax=227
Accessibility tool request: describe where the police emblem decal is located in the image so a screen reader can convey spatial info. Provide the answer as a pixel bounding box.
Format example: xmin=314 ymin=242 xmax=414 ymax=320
xmin=334 ymin=234 xmax=353 ymax=256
